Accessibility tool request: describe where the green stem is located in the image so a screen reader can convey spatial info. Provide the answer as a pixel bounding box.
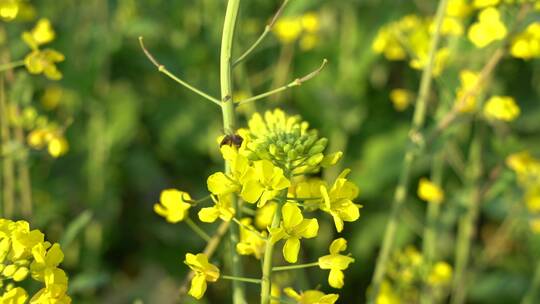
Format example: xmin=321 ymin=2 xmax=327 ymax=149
xmin=0 ymin=76 xmax=14 ymax=218
xmin=185 ymin=218 xmax=211 ymax=242
xmin=236 ymin=59 xmax=327 ymax=106
xmin=367 ymin=0 xmax=448 ymax=302
xmin=138 ymin=37 xmax=222 ymax=106
xmin=521 ymin=258 xmax=540 ymax=304
xmin=420 ymin=152 xmax=445 ymax=304
xmin=232 ymin=0 xmax=290 ymax=67
xmin=451 ymin=123 xmax=484 ymax=304
xmin=220 ymin=1 xmax=246 ymax=303
xmin=0 ymin=60 xmax=24 ymax=72
xmin=222 ymin=275 xmax=262 ymax=284
xmin=13 ymin=106 xmax=32 ymax=218
xmin=272 ymin=262 xmax=319 ymax=272
xmin=260 ymin=191 xmax=285 ymax=304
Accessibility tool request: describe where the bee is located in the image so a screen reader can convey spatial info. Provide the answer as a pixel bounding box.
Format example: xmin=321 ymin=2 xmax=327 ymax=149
xmin=220 ymin=133 xmax=244 ymax=148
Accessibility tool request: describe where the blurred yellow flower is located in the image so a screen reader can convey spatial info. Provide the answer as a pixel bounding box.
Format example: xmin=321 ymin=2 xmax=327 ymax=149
xmin=410 ymin=47 xmax=450 ymax=77
xmin=389 ymin=89 xmax=414 ymax=111
xmin=22 ymin=18 xmax=56 ymax=50
xmin=284 ymin=288 xmax=339 ymax=304
xmin=525 ymin=188 xmax=540 ymax=213
xmin=269 ymin=202 xmax=319 ymax=263
xmin=510 ymin=22 xmax=540 ymax=60
xmin=455 ymin=70 xmax=481 ymax=113
xmin=0 ymin=0 xmax=19 ymax=21
xmin=47 ymin=135 xmax=69 ymax=158
xmin=376 ymin=280 xmax=400 ymax=304
xmin=301 ymin=12 xmax=320 ymax=33
xmin=24 ymin=49 xmax=65 ymax=80
xmin=274 ymin=17 xmax=302 ymax=44
xmin=418 ymin=178 xmax=444 ymax=204
xmin=41 ymin=85 xmax=64 ymax=110
xmin=447 ymin=0 xmax=472 ymax=18
xmin=473 ymin=0 xmax=500 ymax=8
xmin=184 ymin=253 xmax=220 ymax=299
xmin=153 ymin=189 xmax=191 ymax=223
xmin=1 ymin=287 xmax=28 ymax=303
xmin=255 ymin=201 xmax=277 ymax=229
xmin=483 ymin=96 xmax=520 ymax=122
xmin=236 ymin=218 xmax=266 ymax=259
xmin=468 ymin=7 xmax=507 ymax=48
xmin=427 ymin=261 xmax=453 ymax=286
xmin=318 ymin=238 xmax=355 ymax=288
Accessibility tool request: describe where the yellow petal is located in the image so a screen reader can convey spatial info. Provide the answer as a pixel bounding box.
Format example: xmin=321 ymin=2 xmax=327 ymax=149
xmin=283 ymin=237 xmax=300 ymax=263
xmin=282 ymin=202 xmax=303 ymax=229
xmin=198 ymin=207 xmax=220 ymax=223
xmin=188 ymin=274 xmax=207 ymax=299
xmin=329 ymin=238 xmax=348 ymax=254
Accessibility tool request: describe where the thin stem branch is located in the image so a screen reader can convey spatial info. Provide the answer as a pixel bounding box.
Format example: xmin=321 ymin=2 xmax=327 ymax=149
xmin=220 ymin=1 xmax=246 ymax=303
xmin=233 ymin=0 xmax=290 ymax=67
xmin=451 ymin=122 xmax=484 ymax=304
xmin=222 ymin=275 xmax=262 ymax=284
xmin=236 ymin=59 xmax=328 ymax=106
xmin=138 ymin=37 xmax=222 ymax=106
xmin=185 ymin=217 xmax=211 ymax=242
xmin=367 ymin=0 xmax=449 ymax=302
xmin=0 ymin=60 xmax=24 ymax=73
xmin=272 ymin=262 xmax=319 ymax=272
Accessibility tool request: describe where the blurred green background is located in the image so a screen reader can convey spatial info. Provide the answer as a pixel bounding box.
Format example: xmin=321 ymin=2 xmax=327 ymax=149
xmin=1 ymin=0 xmax=540 ymax=303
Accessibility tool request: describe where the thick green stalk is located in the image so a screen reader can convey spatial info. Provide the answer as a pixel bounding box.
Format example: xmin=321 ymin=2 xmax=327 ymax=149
xmin=420 ymin=152 xmax=445 ymax=304
xmin=220 ymin=1 xmax=246 ymax=303
xmin=368 ymin=0 xmax=448 ymax=302
xmin=260 ymin=200 xmax=283 ymax=304
xmin=521 ymin=258 xmax=540 ymax=304
xmin=451 ymin=123 xmax=483 ymax=304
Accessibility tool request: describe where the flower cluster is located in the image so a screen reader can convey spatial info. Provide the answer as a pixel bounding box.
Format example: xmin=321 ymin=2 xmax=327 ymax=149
xmin=506 ymin=151 xmax=540 ymax=232
xmin=376 ymin=246 xmax=452 ymax=304
xmin=154 ymin=108 xmax=362 ymax=301
xmin=22 ymin=18 xmax=65 ymax=80
xmin=511 ymin=22 xmax=540 ymax=59
xmin=0 ymin=219 xmax=71 ymax=303
xmin=273 ymin=12 xmax=322 ymax=51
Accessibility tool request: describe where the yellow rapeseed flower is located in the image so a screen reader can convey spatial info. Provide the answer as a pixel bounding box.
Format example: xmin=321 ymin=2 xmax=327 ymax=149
xmin=184 ymin=253 xmax=220 ymax=299
xmin=240 ymin=159 xmax=290 ymax=207
xmin=198 ymin=194 xmax=235 ymax=223
xmin=455 ymin=69 xmax=481 ymax=113
xmin=284 ymin=288 xmax=339 ymax=304
xmin=427 ymin=261 xmax=453 ymax=286
xmin=236 ymin=218 xmax=266 ymax=259
xmin=22 ymin=18 xmax=56 ymax=50
xmin=473 ymin=0 xmax=501 ymax=8
xmin=389 ymin=89 xmax=414 ymax=111
xmin=418 ymin=178 xmax=444 ymax=204
xmin=1 ymin=287 xmax=28 ymax=303
xmin=47 ymin=135 xmax=69 ymax=158
xmin=510 ymin=22 xmax=540 ymax=60
xmin=24 ymin=49 xmax=65 ymax=80
xmin=270 ymin=202 xmax=319 ymax=263
xmin=318 ymin=238 xmax=355 ymax=288
xmin=274 ymin=16 xmax=302 ymax=44
xmin=0 ymin=0 xmax=19 ymax=21
xmin=320 ymin=169 xmax=361 ymax=232
xmin=483 ymin=96 xmax=520 ymax=121
xmin=468 ymin=7 xmax=507 ymax=48
xmin=447 ymin=0 xmax=472 ymax=18
xmin=255 ymin=201 xmax=277 ymax=230
xmin=153 ymin=189 xmax=191 ymax=223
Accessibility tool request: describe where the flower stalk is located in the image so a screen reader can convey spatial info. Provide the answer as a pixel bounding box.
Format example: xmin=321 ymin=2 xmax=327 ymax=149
xmin=220 ymin=1 xmax=246 ymax=303
xmin=368 ymin=0 xmax=449 ymax=302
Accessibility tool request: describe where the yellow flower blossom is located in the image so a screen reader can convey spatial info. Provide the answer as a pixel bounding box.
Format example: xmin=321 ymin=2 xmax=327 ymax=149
xmin=1 ymin=287 xmax=28 ymax=303
xmin=439 ymin=17 xmax=465 ymax=36
xmin=473 ymin=0 xmax=501 ymax=8
xmin=24 ymin=49 xmax=65 ymax=80
xmin=510 ymin=22 xmax=540 ymax=60
xmin=427 ymin=261 xmax=453 ymax=286
xmin=255 ymin=201 xmax=278 ymax=230
xmin=153 ymin=189 xmax=191 ymax=223
xmin=240 ymin=160 xmax=290 ymax=207
xmin=291 ymin=178 xmax=325 ymax=211
xmin=389 ymin=89 xmax=414 ymax=111
xmin=525 ymin=188 xmax=540 ymax=213
xmin=184 ymin=253 xmax=220 ymax=299
xmin=22 ymin=18 xmax=56 ymax=50
xmin=418 ymin=178 xmax=444 ymax=204
xmin=455 ymin=69 xmax=481 ymax=113
xmin=301 ymin=12 xmax=320 ymax=33
xmin=284 ymin=288 xmax=339 ymax=304
xmin=318 ymin=238 xmax=355 ymax=288
xmin=207 ymin=145 xmax=253 ymax=196
xmin=447 ymin=0 xmax=472 ymax=18
xmin=468 ymin=7 xmax=507 ymax=48
xmin=410 ymin=47 xmax=450 ymax=77
xmin=0 ymin=0 xmax=19 ymax=21
xmin=270 ymin=203 xmax=319 ymax=263
xmin=236 ymin=218 xmax=266 ymax=259
xmin=300 ymin=34 xmax=319 ymax=51
xmin=376 ymin=280 xmax=400 ymax=304
xmin=274 ymin=17 xmax=302 ymax=44
xmin=198 ymin=194 xmax=235 ymax=223
xmin=47 ymin=135 xmax=69 ymax=158
xmin=320 ymin=169 xmax=361 ymax=232
xmin=483 ymin=96 xmax=520 ymax=121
